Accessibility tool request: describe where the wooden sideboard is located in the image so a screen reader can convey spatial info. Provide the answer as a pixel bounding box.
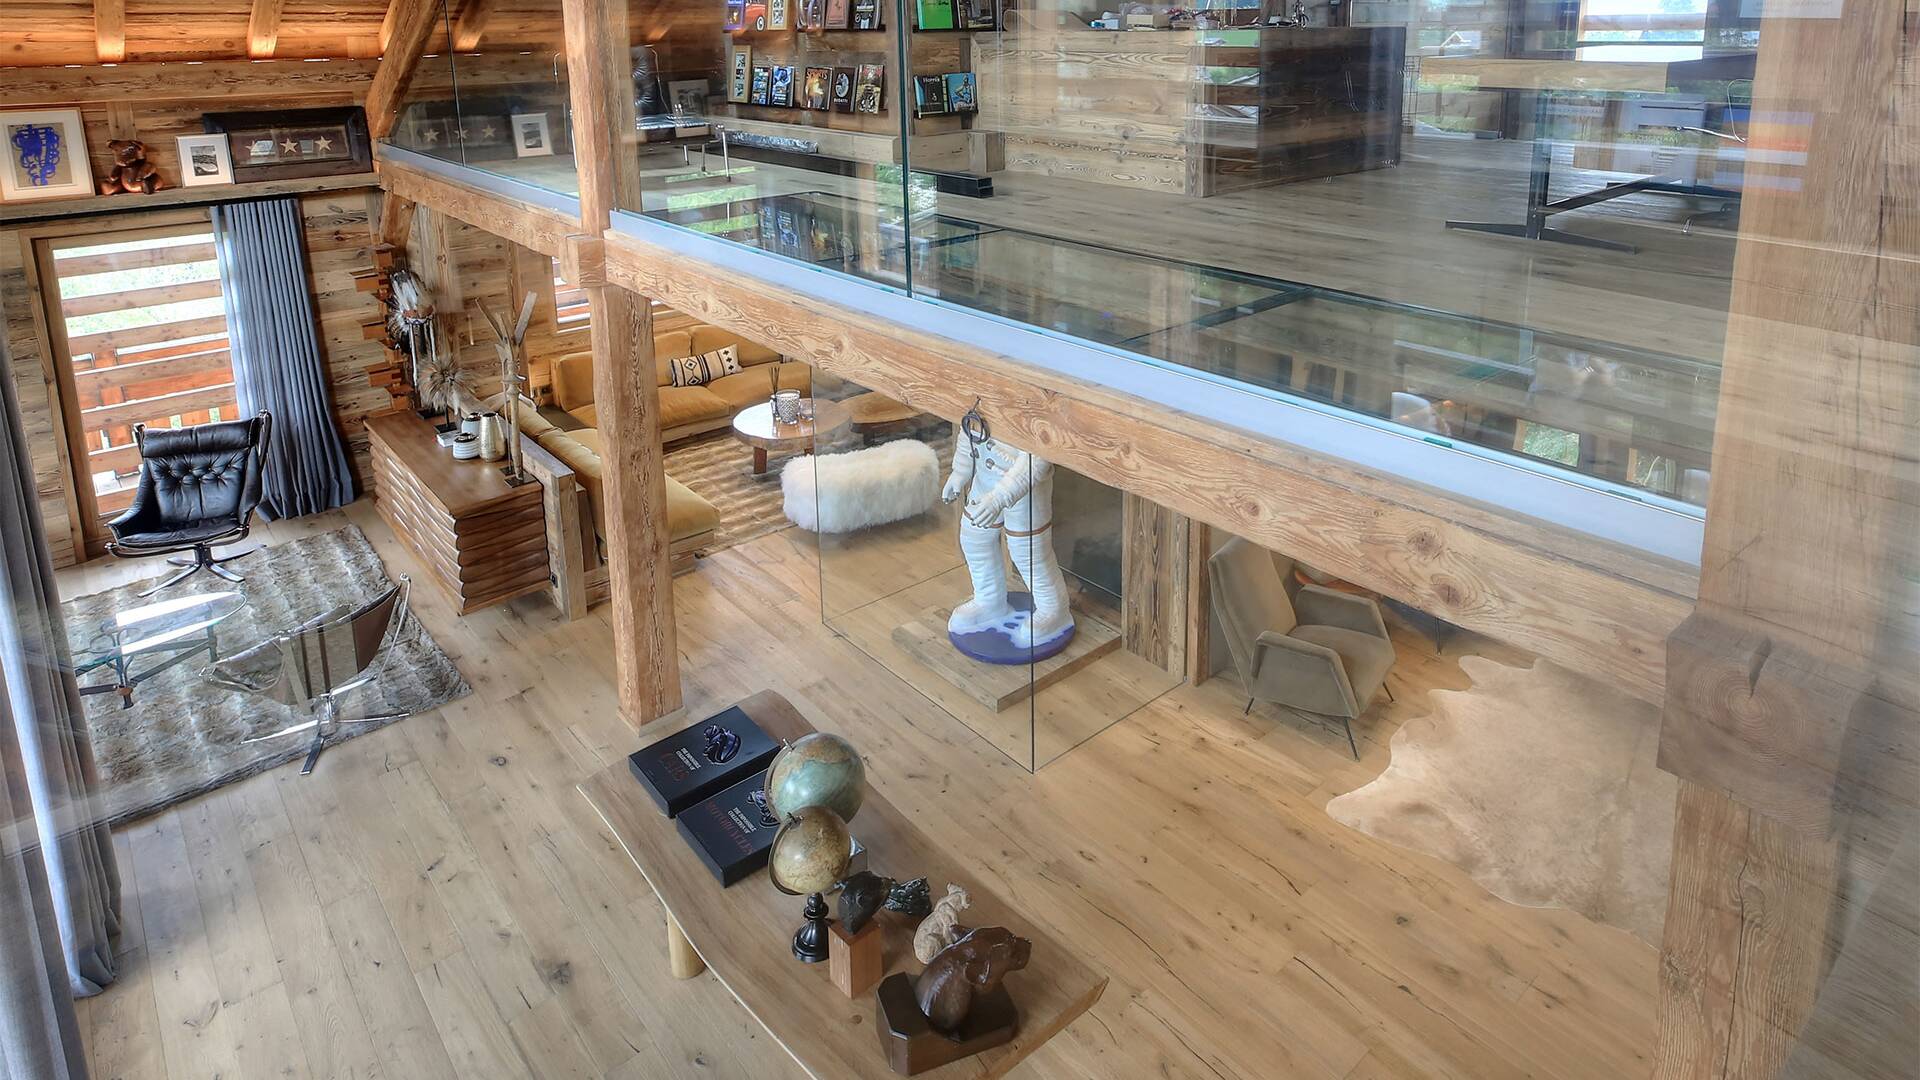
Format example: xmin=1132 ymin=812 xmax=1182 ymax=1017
xmin=365 ymin=411 xmax=550 ymax=614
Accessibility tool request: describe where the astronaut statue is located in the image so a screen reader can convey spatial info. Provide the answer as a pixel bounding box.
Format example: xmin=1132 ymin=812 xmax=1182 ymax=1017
xmin=940 ymin=404 xmax=1075 ymax=661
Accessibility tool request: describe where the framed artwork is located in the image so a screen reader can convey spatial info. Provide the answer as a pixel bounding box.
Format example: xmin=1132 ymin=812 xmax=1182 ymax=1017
xmin=510 ymin=112 xmax=555 ymax=157
xmin=802 ymin=67 xmax=831 ymax=110
xmin=854 ymin=64 xmax=885 ymax=114
xmin=830 ymin=67 xmax=857 ymax=111
xmin=202 ymin=107 xmax=371 ymax=181
xmin=914 ymin=74 xmax=949 ymax=115
xmin=668 ymin=79 xmax=711 ymax=117
xmin=769 ymin=65 xmax=797 ymax=108
xmin=944 ymin=71 xmax=978 ymax=112
xmin=851 ymin=0 xmax=881 ymax=29
xmin=960 ymin=0 xmax=996 ymax=29
xmin=768 ymin=0 xmax=789 ymax=29
xmin=0 ymin=109 xmax=93 ymax=201
xmin=750 ymin=65 xmax=772 ymax=106
xmin=729 ymin=46 xmax=754 ymax=102
xmin=824 ymin=0 xmax=850 ymax=27
xmin=796 ymin=0 xmax=824 ymax=29
xmin=725 ymin=0 xmax=746 ymax=31
xmin=174 ymin=133 xmax=234 ymax=187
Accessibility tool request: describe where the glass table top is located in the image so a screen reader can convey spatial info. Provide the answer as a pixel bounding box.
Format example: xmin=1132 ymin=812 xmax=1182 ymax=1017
xmin=84 ymin=591 xmax=248 ymax=659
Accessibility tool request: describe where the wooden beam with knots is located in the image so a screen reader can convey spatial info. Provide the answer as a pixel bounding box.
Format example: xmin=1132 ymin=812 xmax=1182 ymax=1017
xmin=451 ymin=0 xmax=499 ymax=51
xmin=94 ymin=0 xmax=126 ymax=61
xmin=366 ymin=0 xmax=445 ymax=140
xmin=247 ymin=0 xmax=288 ymax=57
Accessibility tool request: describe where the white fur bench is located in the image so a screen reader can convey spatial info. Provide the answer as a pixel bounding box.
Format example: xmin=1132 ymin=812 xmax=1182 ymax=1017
xmin=781 ymin=439 xmax=939 ymax=533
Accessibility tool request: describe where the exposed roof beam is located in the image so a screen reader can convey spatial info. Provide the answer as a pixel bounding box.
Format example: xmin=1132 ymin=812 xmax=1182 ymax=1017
xmin=0 ymin=59 xmax=378 ymax=108
xmin=451 ymin=0 xmax=498 ymax=51
xmin=367 ymin=0 xmax=445 ymax=140
xmin=94 ymin=0 xmax=126 ymax=62
xmin=248 ymin=0 xmax=288 ymax=58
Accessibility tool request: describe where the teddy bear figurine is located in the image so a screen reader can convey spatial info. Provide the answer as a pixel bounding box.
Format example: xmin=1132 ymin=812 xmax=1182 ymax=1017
xmin=99 ymin=139 xmax=163 ymax=195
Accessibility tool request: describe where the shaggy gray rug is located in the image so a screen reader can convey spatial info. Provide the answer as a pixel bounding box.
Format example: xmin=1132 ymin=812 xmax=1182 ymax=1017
xmin=64 ymin=525 xmax=469 ymax=826
xmin=1325 ymin=655 xmax=1676 ymax=946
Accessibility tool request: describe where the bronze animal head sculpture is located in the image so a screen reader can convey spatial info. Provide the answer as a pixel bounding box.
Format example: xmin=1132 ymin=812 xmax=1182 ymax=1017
xmin=913 ymin=927 xmax=1032 ymax=1037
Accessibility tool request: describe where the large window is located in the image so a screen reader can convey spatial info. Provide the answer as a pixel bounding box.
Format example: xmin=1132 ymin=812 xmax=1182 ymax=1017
xmin=39 ymin=224 xmax=236 ymax=524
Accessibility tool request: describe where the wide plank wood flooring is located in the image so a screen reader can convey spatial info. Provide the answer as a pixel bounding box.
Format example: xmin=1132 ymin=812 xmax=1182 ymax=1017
xmin=64 ymin=500 xmax=1657 ymax=1079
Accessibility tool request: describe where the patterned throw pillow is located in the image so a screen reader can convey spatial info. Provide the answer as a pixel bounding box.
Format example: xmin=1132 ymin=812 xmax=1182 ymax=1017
xmin=667 ymin=345 xmax=742 ymax=388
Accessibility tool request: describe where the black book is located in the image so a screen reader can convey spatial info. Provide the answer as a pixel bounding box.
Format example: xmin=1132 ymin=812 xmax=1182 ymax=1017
xmin=914 ymin=74 xmax=949 ymax=115
xmin=627 ymin=705 xmax=781 ymax=817
xmin=675 ymin=769 xmax=780 ymax=886
xmin=851 ymin=0 xmax=881 ymax=29
xmin=769 ymin=64 xmax=796 ymax=107
xmin=830 ymin=66 xmax=856 ymax=111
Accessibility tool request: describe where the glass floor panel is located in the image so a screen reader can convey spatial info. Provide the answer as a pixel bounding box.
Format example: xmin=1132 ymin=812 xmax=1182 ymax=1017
xmin=647 ymin=191 xmax=1720 ymax=506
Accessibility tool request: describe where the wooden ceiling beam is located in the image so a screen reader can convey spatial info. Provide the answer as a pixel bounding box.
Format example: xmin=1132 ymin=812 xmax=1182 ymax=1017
xmin=450 ymin=0 xmax=498 ymax=52
xmin=247 ymin=0 xmax=288 ymax=58
xmin=367 ymin=0 xmax=445 ymax=140
xmin=94 ymin=0 xmax=126 ymax=62
xmin=0 ymin=59 xmax=379 ymax=108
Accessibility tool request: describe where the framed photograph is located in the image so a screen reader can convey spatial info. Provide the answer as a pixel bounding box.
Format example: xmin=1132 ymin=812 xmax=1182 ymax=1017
xmin=0 ymin=109 xmax=94 ymax=201
xmin=769 ymin=65 xmax=797 ymax=108
xmin=944 ymin=71 xmax=978 ymax=112
xmin=203 ymin=107 xmax=371 ymax=182
xmin=960 ymin=0 xmax=996 ymax=28
xmin=174 ymin=133 xmax=234 ymax=187
xmin=668 ymin=79 xmax=711 ymax=117
xmin=830 ymin=67 xmax=857 ymax=112
xmin=802 ymin=67 xmax=831 ymax=110
xmin=510 ymin=113 xmax=554 ymax=157
xmin=725 ymin=0 xmax=746 ymax=31
xmin=768 ymin=0 xmax=789 ymax=29
xmin=854 ymin=65 xmax=885 ymax=114
xmin=824 ymin=0 xmax=849 ymax=27
xmin=729 ymin=46 xmax=754 ymax=102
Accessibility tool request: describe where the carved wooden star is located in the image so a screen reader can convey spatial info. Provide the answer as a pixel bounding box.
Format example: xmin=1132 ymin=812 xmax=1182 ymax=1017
xmin=281 ymin=138 xmax=299 ymax=153
xmin=314 ymin=135 xmax=333 ymax=152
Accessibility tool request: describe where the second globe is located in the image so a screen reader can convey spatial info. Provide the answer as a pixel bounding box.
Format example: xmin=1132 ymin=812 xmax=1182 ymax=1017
xmin=764 ymin=731 xmax=865 ymax=824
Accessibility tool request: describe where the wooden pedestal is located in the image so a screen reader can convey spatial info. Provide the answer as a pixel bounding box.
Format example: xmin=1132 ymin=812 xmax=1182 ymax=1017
xmin=829 ymin=920 xmax=883 ymax=997
xmin=875 ymin=971 xmax=1017 ymax=1076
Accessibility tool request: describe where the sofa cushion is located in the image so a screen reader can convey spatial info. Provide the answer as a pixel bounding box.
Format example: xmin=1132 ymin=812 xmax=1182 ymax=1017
xmin=665 ymin=345 xmax=742 ymax=388
xmin=706 ymin=367 xmax=778 ymax=410
xmin=540 ymin=427 xmax=718 ymax=544
xmin=693 ymin=326 xmax=778 ymax=368
xmin=774 ymin=361 xmax=812 ymax=395
xmin=553 ymin=352 xmax=595 ymax=412
xmin=665 ymin=475 xmax=720 ymax=541
xmin=1289 ymin=624 xmax=1395 ymax=706
xmin=568 ymin=403 xmax=598 ymax=429
xmin=659 ymin=385 xmax=731 ymax=429
xmin=653 ymin=330 xmax=695 ymax=386
xmin=515 ymin=401 xmax=557 ymax=442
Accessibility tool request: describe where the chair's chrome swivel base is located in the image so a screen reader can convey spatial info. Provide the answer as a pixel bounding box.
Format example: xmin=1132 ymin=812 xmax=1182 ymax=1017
xmin=138 ymin=543 xmax=257 ymax=597
xmin=245 ymin=693 xmax=408 ymax=775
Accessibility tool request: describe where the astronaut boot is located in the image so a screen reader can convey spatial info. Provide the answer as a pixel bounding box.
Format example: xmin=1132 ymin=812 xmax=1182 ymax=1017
xmin=948 ymin=519 xmax=1015 ymax=634
xmin=1007 ymin=534 xmax=1074 ymax=650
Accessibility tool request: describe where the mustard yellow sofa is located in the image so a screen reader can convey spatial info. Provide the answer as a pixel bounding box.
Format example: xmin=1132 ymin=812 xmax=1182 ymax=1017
xmin=550 ymin=324 xmax=812 ymax=443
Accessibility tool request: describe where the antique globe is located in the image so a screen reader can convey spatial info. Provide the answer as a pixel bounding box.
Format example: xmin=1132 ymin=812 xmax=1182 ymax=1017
xmin=764 ymin=732 xmax=865 ymax=824
xmin=767 ymin=805 xmax=853 ymax=896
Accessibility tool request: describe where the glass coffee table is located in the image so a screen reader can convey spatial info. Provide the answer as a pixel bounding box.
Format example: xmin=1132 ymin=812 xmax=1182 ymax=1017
xmin=71 ymin=591 xmax=248 ymax=709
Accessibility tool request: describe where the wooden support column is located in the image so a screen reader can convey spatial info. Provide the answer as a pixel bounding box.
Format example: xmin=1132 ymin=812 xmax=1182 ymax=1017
xmin=1120 ymin=493 xmax=1188 ymax=677
xmin=378 ymin=190 xmax=416 ymax=249
xmin=559 ymin=0 xmax=678 ymax=724
xmin=365 ymin=0 xmax=444 ymax=141
xmin=1653 ymin=6 xmax=1917 ymax=1077
xmin=93 ymin=0 xmax=125 ymax=62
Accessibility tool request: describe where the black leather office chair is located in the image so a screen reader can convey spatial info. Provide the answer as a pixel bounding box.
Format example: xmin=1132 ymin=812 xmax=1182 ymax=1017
xmin=107 ymin=412 xmax=272 ymax=597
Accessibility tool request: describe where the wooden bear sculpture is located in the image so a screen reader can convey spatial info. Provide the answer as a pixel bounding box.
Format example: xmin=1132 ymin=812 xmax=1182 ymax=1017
xmin=913 ymin=927 xmax=1031 ymax=1037
xmin=100 ymin=139 xmax=163 ymax=195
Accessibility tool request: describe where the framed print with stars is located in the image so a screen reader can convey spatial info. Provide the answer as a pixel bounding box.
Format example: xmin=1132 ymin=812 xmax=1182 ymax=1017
xmin=202 ymin=106 xmax=371 ymax=182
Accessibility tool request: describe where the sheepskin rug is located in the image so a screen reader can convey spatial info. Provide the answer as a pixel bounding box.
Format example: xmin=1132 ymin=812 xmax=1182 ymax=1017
xmin=782 ymin=439 xmax=939 ymax=533
xmin=1326 ymin=655 xmax=1676 ymax=945
xmin=64 ymin=525 xmax=468 ymax=826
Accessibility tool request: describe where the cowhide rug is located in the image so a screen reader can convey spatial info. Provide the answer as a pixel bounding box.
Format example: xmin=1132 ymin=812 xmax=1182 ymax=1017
xmin=64 ymin=525 xmax=468 ymax=826
xmin=1326 ymin=655 xmax=1675 ymax=945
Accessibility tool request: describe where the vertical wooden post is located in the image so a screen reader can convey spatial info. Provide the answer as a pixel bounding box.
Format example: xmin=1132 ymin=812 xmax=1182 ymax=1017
xmin=1653 ymin=7 xmax=1917 ymax=1077
xmin=560 ymin=0 xmax=682 ymax=724
xmin=1120 ymin=493 xmax=1188 ymax=676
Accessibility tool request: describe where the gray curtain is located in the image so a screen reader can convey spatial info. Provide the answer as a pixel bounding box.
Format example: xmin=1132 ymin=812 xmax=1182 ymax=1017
xmin=211 ymin=196 xmax=355 ymax=520
xmin=1 ymin=331 xmax=104 ymax=1080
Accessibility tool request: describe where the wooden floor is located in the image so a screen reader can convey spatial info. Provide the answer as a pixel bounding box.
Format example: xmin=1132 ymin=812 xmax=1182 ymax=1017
xmin=66 ymin=501 xmax=1658 ymax=1080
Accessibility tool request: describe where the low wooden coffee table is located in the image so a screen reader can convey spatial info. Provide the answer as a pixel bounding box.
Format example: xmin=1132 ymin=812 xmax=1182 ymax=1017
xmin=579 ymin=691 xmax=1106 ymax=1079
xmin=732 ymin=399 xmax=852 ymax=475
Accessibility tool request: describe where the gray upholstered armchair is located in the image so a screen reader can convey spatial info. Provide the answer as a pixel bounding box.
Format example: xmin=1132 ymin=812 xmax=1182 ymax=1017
xmin=1208 ymin=537 xmax=1396 ymax=758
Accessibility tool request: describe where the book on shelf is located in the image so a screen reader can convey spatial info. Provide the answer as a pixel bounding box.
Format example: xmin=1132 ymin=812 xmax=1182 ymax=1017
xmin=913 ymin=73 xmax=949 ymax=115
xmin=854 ymin=64 xmax=886 ymax=113
xmin=960 ymin=0 xmax=996 ymax=28
xmin=769 ymin=64 xmax=797 ymax=107
xmin=914 ymin=0 xmax=955 ymax=29
xmin=729 ymin=46 xmax=753 ymax=102
xmin=944 ymin=71 xmax=977 ymax=111
xmin=830 ymin=66 xmax=857 ymax=111
xmin=803 ymin=66 xmax=832 ymax=110
xmin=851 ymin=0 xmax=881 ymax=29
xmin=725 ymin=0 xmax=745 ymax=31
xmin=824 ymin=0 xmax=850 ymax=27
xmin=750 ymin=65 xmax=772 ymax=105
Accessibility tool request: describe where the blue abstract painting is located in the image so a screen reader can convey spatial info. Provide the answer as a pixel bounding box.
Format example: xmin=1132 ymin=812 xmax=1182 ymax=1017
xmin=9 ymin=123 xmax=63 ymax=186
